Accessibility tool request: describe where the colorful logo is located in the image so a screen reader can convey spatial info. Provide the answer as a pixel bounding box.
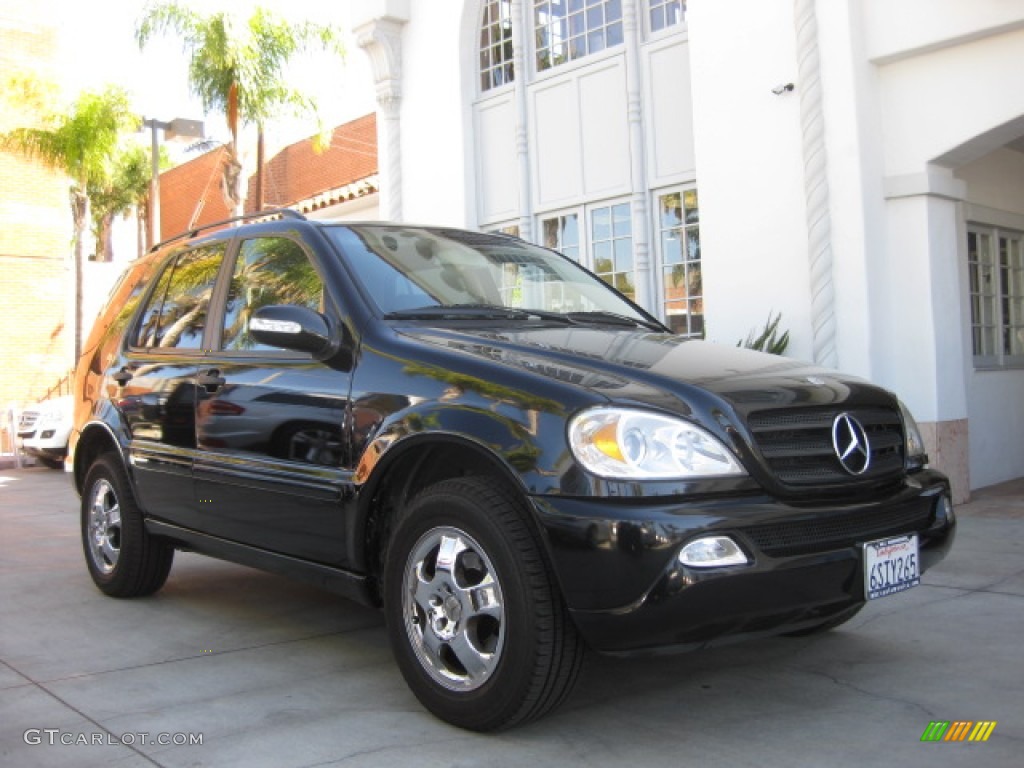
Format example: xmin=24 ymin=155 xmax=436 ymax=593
xmin=920 ymin=721 xmax=997 ymax=742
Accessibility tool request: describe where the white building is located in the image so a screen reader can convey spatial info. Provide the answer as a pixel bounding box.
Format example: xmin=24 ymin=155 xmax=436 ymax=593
xmin=352 ymin=0 xmax=1024 ymax=501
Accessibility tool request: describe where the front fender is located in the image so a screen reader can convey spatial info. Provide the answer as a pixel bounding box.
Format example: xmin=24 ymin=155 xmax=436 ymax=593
xmin=354 ymin=403 xmax=565 ymax=494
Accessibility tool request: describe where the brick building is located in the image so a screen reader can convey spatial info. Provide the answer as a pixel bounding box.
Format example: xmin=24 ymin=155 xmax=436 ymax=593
xmin=160 ymin=113 xmax=379 ymax=239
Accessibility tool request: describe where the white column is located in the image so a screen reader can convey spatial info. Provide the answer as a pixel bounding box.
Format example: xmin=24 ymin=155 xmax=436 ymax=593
xmin=794 ymin=0 xmax=838 ymax=369
xmin=356 ymin=17 xmax=407 ymax=222
xmin=878 ymin=169 xmax=970 ymax=500
xmin=622 ymin=0 xmax=653 ymax=311
xmin=511 ymin=0 xmax=533 ymax=241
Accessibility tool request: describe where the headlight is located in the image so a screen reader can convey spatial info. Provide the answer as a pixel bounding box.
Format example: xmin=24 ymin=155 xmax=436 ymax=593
xmin=568 ymin=407 xmax=746 ymax=480
xmin=898 ymin=400 xmax=928 ymax=469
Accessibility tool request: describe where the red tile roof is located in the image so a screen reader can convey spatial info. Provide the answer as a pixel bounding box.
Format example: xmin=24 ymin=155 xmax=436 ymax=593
xmin=159 ymin=113 xmax=378 ymax=238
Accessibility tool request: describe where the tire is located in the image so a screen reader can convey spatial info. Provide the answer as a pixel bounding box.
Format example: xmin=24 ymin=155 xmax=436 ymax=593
xmin=39 ymin=457 xmax=63 ymax=470
xmin=81 ymin=453 xmax=174 ymax=597
xmin=383 ymin=477 xmax=584 ymax=731
xmin=784 ymin=603 xmax=865 ymax=637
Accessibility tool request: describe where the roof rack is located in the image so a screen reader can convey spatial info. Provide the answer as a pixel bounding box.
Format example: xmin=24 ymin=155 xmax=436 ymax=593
xmin=149 ymin=208 xmax=307 ymax=252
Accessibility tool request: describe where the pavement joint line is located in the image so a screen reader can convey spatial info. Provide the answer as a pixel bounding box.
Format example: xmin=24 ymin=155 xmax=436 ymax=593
xmin=1 ymin=658 xmax=167 ymax=768
xmin=313 ymin=735 xmax=485 ymax=768
xmin=788 ymin=666 xmax=939 ymax=719
xmin=921 ymin=574 xmax=1024 ymax=598
xmin=12 ymin=624 xmax=387 ymax=687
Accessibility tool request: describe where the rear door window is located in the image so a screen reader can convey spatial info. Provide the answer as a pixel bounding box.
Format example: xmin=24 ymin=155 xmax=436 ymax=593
xmin=133 ymin=244 xmax=226 ymax=350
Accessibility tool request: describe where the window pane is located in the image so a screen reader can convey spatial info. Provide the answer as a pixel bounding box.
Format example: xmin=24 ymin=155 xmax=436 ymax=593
xmin=660 ymin=192 xmax=682 ymax=229
xmin=221 ymin=237 xmax=324 ymax=352
xmin=481 ymin=0 xmax=514 ymax=91
xmin=657 ymin=187 xmax=701 ymax=337
xmin=614 ymin=272 xmax=634 ymax=299
xmin=612 ymin=203 xmax=631 ymax=237
xmin=543 ymin=218 xmax=559 ymax=250
xmin=134 ymin=245 xmax=224 ymax=349
xmin=968 ymin=225 xmax=1020 ymax=362
xmin=569 ymin=10 xmax=585 ymax=35
xmin=606 ymin=20 xmax=623 ymax=46
xmin=562 ymin=214 xmax=579 ymax=246
xmin=614 ymin=237 xmax=633 ymax=272
xmin=662 ymin=231 xmax=683 ymax=265
xmin=649 ymin=0 xmax=684 ymax=33
xmin=593 ymin=241 xmax=613 ymax=274
xmin=686 ymin=229 xmax=701 ymax=261
xmin=534 ymin=0 xmax=622 ymax=70
xmin=592 ymin=207 xmax=611 ymax=241
xmin=683 ymin=189 xmax=699 ymax=223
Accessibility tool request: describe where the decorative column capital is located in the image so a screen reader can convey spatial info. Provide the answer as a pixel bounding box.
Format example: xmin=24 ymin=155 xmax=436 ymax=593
xmin=355 ymin=17 xmax=407 ymax=112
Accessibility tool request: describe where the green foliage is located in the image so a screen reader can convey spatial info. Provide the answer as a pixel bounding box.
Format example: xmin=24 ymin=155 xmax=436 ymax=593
xmin=738 ymin=312 xmax=790 ymax=355
xmin=89 ymin=144 xmax=151 ymax=220
xmin=136 ymin=3 xmax=345 ymax=132
xmin=0 ymin=86 xmax=138 ymax=189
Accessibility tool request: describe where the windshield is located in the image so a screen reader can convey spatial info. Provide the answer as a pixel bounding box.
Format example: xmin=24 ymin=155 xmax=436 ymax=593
xmin=324 ymin=225 xmax=655 ymax=324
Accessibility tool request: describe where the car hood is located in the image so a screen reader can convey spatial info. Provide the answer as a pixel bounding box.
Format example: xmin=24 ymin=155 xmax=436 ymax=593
xmin=397 ymin=324 xmax=893 ymax=420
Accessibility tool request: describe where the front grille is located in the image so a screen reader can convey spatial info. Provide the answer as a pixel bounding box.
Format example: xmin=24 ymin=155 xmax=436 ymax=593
xmin=17 ymin=412 xmax=38 ymax=435
xmin=741 ymin=503 xmax=934 ymax=557
xmin=748 ymin=406 xmax=904 ymax=487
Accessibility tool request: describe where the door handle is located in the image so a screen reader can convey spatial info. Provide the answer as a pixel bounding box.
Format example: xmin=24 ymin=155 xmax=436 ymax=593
xmin=197 ymin=369 xmax=226 ymax=392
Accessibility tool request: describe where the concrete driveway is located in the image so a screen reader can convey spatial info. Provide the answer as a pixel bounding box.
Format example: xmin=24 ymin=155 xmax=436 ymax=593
xmin=1 ymin=466 xmax=1020 ymax=767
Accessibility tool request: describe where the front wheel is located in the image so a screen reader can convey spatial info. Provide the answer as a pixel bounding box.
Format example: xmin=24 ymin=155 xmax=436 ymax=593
xmin=384 ymin=477 xmax=584 ymax=731
xmin=81 ymin=454 xmax=174 ymax=597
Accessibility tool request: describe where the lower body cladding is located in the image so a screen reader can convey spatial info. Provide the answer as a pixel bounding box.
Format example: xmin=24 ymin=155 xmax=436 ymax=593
xmin=530 ymin=470 xmax=955 ymax=654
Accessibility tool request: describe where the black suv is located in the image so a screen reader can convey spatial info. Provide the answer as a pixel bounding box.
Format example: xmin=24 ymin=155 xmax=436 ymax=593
xmin=70 ymin=211 xmax=955 ymax=730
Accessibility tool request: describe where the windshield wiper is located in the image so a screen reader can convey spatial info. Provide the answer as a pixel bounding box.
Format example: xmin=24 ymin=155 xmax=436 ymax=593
xmin=385 ymin=304 xmax=572 ymax=323
xmin=564 ymin=310 xmax=664 ymax=331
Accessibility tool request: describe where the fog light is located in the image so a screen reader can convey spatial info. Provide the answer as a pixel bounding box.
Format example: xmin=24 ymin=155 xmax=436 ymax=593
xmin=935 ymin=494 xmax=955 ymax=525
xmin=678 ymin=536 xmax=749 ymax=568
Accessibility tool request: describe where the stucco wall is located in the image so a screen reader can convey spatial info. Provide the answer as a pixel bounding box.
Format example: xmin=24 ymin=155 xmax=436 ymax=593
xmin=957 ymin=148 xmax=1024 ymax=488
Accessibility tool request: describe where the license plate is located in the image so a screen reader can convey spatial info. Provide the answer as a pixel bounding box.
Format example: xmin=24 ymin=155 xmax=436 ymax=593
xmin=864 ymin=534 xmax=920 ymax=600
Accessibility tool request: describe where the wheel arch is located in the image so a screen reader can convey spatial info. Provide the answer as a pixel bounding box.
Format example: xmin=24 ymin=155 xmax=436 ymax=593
xmin=355 ymin=433 xmax=539 ymax=601
xmin=73 ymin=421 xmax=128 ymax=496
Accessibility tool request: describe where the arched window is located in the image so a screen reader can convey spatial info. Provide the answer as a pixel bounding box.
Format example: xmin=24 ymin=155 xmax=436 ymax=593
xmin=649 ymin=1 xmax=685 ymax=33
xmin=534 ymin=0 xmax=623 ymax=72
xmin=480 ymin=0 xmax=515 ymax=91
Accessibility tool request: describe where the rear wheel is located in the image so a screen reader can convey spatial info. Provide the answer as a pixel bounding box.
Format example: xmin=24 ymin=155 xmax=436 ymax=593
xmin=81 ymin=454 xmax=174 ymax=597
xmin=384 ymin=477 xmax=584 ymax=731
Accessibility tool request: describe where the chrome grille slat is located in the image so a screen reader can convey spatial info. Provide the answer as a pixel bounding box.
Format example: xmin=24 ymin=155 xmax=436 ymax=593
xmin=748 ymin=406 xmax=905 ymax=487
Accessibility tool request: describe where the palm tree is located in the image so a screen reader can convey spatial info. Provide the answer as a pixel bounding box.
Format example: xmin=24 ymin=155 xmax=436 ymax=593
xmin=89 ymin=143 xmax=155 ymax=261
xmin=136 ymin=3 xmax=344 ymax=215
xmin=0 ymin=86 xmax=139 ymax=360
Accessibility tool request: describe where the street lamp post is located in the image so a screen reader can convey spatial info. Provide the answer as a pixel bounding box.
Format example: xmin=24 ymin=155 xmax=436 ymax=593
xmin=143 ymin=117 xmax=205 ymax=249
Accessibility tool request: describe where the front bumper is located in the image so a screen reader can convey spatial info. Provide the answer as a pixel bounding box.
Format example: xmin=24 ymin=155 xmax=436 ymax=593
xmin=529 ymin=470 xmax=955 ymax=654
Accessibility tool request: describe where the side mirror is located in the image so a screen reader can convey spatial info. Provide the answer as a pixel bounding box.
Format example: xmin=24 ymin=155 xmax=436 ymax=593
xmin=249 ymin=305 xmax=337 ymax=358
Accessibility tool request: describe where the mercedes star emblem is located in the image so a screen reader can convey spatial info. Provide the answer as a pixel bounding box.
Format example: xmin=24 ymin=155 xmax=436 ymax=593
xmin=832 ymin=413 xmax=871 ymax=475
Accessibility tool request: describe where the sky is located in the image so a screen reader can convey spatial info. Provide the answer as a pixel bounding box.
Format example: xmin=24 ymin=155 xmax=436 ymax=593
xmin=50 ymin=0 xmax=376 ymax=157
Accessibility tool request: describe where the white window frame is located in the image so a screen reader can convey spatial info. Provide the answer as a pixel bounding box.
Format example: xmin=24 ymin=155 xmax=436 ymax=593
xmin=479 ymin=0 xmax=516 ymax=94
xmin=533 ymin=0 xmax=625 ymax=75
xmin=537 ymin=198 xmax=636 ymax=302
xmin=646 ymin=0 xmax=686 ymax=38
xmin=652 ymin=185 xmax=702 ymax=338
xmin=967 ymin=222 xmax=1024 ymax=369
